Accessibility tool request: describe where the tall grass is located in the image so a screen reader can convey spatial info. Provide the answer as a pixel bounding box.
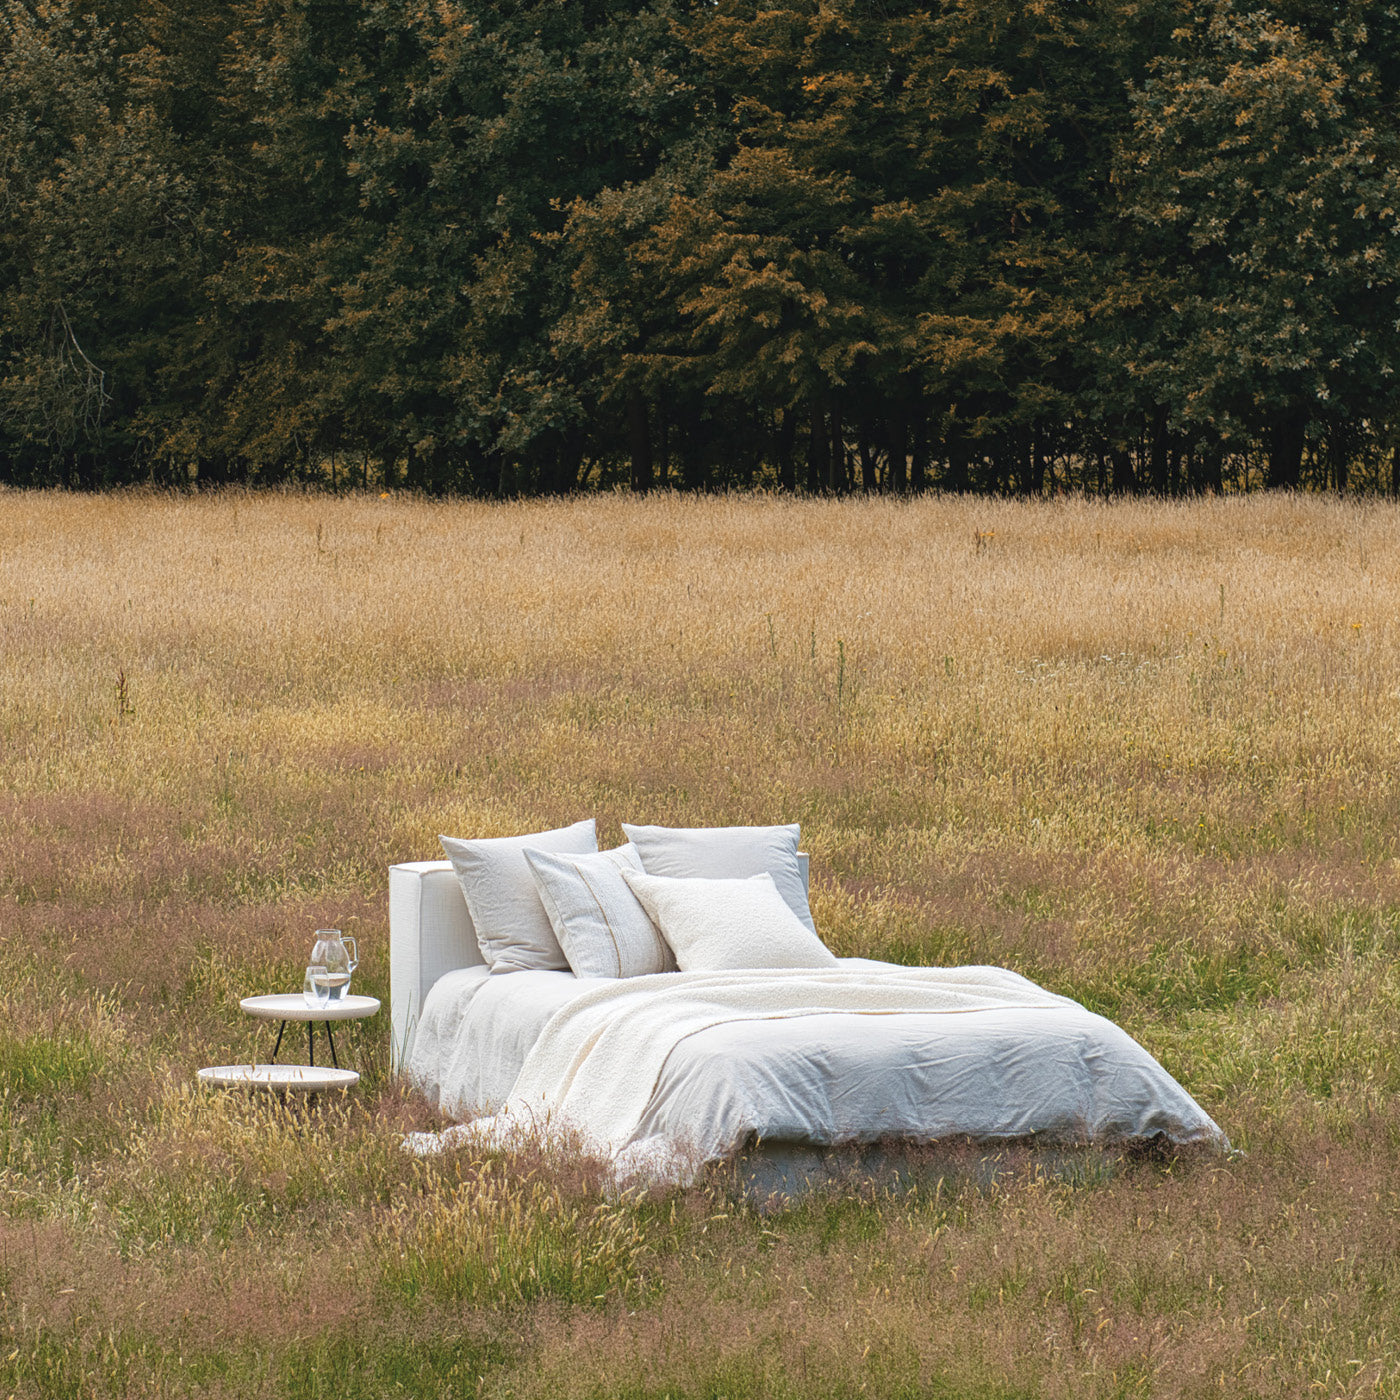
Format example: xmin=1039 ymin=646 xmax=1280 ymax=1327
xmin=1 ymin=489 xmax=1398 ymax=1397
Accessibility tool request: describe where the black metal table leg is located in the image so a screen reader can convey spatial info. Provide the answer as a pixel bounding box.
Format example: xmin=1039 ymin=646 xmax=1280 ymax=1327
xmin=258 ymin=1014 xmax=357 ymax=1073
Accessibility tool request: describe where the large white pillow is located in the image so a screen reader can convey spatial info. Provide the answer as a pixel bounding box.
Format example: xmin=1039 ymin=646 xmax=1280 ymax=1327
xmin=621 ymin=869 xmax=838 ymax=972
xmin=439 ymin=819 xmax=597 ymax=973
xmin=524 ymin=844 xmax=676 ymax=980
xmin=621 ymin=823 xmax=816 ymax=934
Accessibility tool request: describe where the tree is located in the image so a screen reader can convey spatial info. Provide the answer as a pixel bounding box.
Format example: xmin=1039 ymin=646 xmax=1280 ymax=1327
xmin=1114 ymin=1 xmax=1400 ymax=487
xmin=0 ymin=1 xmax=203 ymax=484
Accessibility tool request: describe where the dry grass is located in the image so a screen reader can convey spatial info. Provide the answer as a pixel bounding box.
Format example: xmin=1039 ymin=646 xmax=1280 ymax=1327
xmin=2 ymin=487 xmax=1399 ymax=1397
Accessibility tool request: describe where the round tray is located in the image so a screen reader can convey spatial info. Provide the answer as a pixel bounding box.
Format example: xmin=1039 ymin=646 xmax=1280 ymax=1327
xmin=239 ymin=993 xmax=381 ymax=1022
xmin=198 ymin=1064 xmax=360 ymax=1092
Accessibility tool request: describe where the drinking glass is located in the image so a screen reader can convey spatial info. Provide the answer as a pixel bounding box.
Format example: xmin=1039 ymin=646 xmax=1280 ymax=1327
xmin=303 ymin=964 xmax=331 ymax=1011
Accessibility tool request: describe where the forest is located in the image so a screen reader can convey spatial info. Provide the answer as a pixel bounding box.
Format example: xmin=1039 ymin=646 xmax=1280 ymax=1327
xmin=2 ymin=0 xmax=1399 ymax=495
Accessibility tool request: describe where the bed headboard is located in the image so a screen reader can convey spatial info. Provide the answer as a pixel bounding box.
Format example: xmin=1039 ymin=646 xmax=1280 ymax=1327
xmin=388 ymin=851 xmax=811 ymax=1074
xmin=388 ymin=861 xmax=485 ymax=1073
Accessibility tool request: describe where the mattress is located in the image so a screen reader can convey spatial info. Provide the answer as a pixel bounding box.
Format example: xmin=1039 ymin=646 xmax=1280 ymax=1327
xmin=406 ymin=958 xmax=1226 ymax=1176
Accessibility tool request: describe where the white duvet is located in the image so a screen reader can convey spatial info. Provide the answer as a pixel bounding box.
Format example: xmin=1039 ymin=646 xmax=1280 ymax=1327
xmin=405 ymin=958 xmax=1226 ymax=1177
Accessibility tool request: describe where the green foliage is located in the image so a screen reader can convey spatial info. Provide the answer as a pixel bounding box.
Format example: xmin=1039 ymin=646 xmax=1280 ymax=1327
xmin=0 ymin=1 xmax=203 ymax=484
xmin=1114 ymin=1 xmax=1400 ymax=484
xmin=2 ymin=0 xmax=1397 ymax=491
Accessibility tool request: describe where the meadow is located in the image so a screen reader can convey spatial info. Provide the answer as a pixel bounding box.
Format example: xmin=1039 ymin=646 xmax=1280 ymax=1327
xmin=1 ymin=488 xmax=1398 ymax=1399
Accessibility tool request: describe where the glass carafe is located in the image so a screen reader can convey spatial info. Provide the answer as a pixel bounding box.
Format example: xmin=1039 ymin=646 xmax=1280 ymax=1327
xmin=309 ymin=929 xmax=357 ymax=1002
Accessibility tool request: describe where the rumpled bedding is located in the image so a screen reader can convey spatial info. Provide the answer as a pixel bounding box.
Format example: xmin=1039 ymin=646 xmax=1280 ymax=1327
xmin=405 ymin=958 xmax=1226 ymax=1177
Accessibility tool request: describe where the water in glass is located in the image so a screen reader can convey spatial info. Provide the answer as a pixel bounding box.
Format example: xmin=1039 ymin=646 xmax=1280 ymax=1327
xmin=303 ymin=964 xmax=331 ymax=1010
xmin=310 ymin=929 xmax=358 ymax=1001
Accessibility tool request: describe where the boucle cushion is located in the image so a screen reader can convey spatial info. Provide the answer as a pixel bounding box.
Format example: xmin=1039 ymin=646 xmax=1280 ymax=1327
xmin=621 ymin=822 xmax=816 ymax=933
xmin=525 ymin=844 xmax=676 ymax=980
xmin=620 ymin=869 xmax=838 ymax=972
xmin=439 ymin=819 xmax=597 ymax=973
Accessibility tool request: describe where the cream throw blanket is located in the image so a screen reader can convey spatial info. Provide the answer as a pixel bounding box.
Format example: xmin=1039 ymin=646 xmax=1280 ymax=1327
xmin=407 ymin=965 xmax=1074 ymax=1166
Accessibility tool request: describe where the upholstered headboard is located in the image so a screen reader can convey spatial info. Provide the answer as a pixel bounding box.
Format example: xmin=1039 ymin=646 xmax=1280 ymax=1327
xmin=388 ymin=860 xmax=484 ymax=1073
xmin=389 ymin=852 xmax=811 ymax=1073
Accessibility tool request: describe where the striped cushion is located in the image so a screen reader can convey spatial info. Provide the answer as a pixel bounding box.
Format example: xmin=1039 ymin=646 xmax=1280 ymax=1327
xmin=525 ymin=844 xmax=677 ymax=979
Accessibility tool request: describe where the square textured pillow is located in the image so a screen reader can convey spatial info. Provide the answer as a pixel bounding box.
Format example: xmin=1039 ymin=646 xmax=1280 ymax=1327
xmin=621 ymin=822 xmax=816 ymax=933
xmin=439 ymin=819 xmax=597 ymax=973
xmin=524 ymin=843 xmax=676 ymax=980
xmin=621 ymin=868 xmax=838 ymax=972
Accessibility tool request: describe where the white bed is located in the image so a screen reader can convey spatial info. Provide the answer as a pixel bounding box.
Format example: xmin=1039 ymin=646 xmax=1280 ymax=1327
xmin=390 ymin=856 xmax=1226 ymax=1178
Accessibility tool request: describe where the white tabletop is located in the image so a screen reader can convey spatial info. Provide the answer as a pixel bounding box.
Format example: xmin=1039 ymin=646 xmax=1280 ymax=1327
xmin=239 ymin=993 xmax=381 ymax=1022
xmin=199 ymin=1063 xmax=360 ymax=1092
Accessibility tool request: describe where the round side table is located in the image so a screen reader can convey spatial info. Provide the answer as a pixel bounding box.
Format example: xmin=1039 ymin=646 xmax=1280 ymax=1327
xmin=239 ymin=993 xmax=381 ymax=1072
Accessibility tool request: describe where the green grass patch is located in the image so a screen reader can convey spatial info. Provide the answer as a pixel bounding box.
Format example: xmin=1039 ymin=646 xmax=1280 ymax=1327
xmin=0 ymin=1026 xmax=102 ymax=1100
xmin=380 ymin=1159 xmax=658 ymax=1306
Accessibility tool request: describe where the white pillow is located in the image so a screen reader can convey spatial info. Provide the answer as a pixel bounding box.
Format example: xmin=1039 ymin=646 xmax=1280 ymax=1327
xmin=439 ymin=819 xmax=597 ymax=973
xmin=621 ymin=823 xmax=816 ymax=934
xmin=621 ymin=869 xmax=837 ymax=972
xmin=524 ymin=844 xmax=676 ymax=980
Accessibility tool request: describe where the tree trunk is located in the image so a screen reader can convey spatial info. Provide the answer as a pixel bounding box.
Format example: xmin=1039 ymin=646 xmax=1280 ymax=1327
xmin=806 ymin=400 xmax=828 ymax=492
xmin=1265 ymin=412 xmax=1305 ymax=489
xmin=627 ymin=390 xmax=653 ymax=494
xmin=828 ymin=408 xmax=845 ymax=492
xmin=910 ymin=416 xmax=929 ymax=493
xmin=888 ymin=414 xmax=909 ymax=494
xmin=776 ymin=408 xmax=796 ymax=492
xmin=946 ymin=439 xmax=970 ymax=492
xmin=1149 ymin=406 xmax=1169 ymax=494
xmin=1201 ymin=442 xmax=1224 ymax=494
xmin=487 ymin=451 xmax=512 ymax=499
xmin=540 ymin=429 xmax=584 ymax=495
xmin=1028 ymin=428 xmax=1046 ymax=496
xmin=986 ymin=442 xmax=1004 ymax=495
xmin=1111 ymin=444 xmax=1136 ymax=495
xmin=858 ymin=429 xmax=878 ymax=492
xmin=1012 ymin=429 xmax=1030 ymax=496
xmin=200 ymin=451 xmax=233 ymax=486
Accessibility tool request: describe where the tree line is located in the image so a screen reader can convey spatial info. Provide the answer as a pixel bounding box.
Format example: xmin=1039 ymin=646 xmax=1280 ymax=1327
xmin=3 ymin=0 xmax=1399 ymax=495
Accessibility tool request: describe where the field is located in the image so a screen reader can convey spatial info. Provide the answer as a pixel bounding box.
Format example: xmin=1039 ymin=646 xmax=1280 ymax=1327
xmin=2 ymin=489 xmax=1399 ymax=1399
